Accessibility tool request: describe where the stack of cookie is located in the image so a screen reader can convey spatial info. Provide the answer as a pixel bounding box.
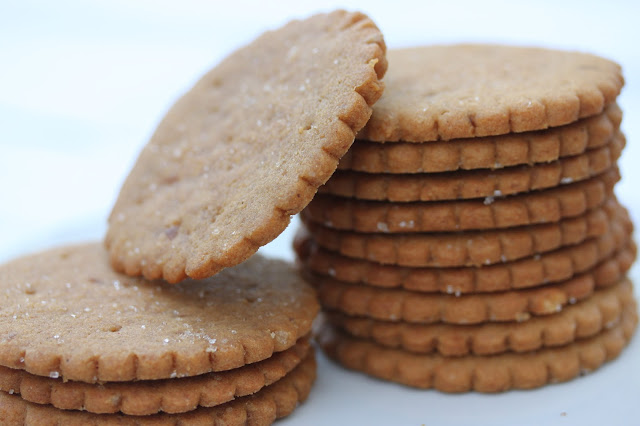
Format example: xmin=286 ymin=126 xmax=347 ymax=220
xmin=296 ymin=45 xmax=638 ymax=391
xmin=0 ymin=246 xmax=319 ymax=423
xmin=0 ymin=10 xmax=388 ymax=423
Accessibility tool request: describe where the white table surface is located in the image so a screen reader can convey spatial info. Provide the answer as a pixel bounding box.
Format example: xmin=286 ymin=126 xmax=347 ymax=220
xmin=1 ymin=1 xmax=639 ymax=425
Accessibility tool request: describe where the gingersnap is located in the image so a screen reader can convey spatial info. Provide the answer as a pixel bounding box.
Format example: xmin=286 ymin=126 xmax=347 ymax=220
xmin=357 ymin=45 xmax=623 ymax=142
xmin=106 ymin=10 xmax=387 ymax=283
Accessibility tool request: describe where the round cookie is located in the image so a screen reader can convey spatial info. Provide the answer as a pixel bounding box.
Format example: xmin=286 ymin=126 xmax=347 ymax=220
xmin=321 ymin=131 xmax=624 ymax=202
xmin=327 ymin=278 xmax=634 ymax=356
xmin=308 ymin=269 xmax=631 ymax=325
xmin=0 ymin=337 xmax=310 ymax=415
xmin=300 ymin=198 xmax=630 ymax=267
xmin=339 ymin=103 xmax=622 ymax=173
xmin=318 ymin=303 xmax=637 ymax=392
xmin=0 ymin=243 xmax=319 ymax=382
xmin=302 ymin=168 xmax=619 ymax=234
xmin=357 ymin=45 xmax=623 ymax=142
xmin=106 ymin=10 xmax=388 ymax=283
xmin=0 ymin=351 xmax=317 ymax=425
xmin=294 ymin=227 xmax=635 ymax=294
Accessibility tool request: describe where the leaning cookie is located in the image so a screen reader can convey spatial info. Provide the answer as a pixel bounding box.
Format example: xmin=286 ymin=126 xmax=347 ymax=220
xmin=106 ymin=10 xmax=387 ymax=283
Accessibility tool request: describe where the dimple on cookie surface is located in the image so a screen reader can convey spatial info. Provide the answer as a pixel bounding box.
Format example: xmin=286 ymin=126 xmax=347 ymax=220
xmin=318 ymin=302 xmax=637 ymax=392
xmin=322 ymin=131 xmax=624 ymax=202
xmin=0 ymin=243 xmax=318 ymax=382
xmin=0 ymin=350 xmax=317 ymax=426
xmin=303 ymin=168 xmax=619 ymax=233
xmin=357 ymin=45 xmax=623 ymax=142
xmin=339 ymin=103 xmax=622 ymax=173
xmin=326 ymin=278 xmax=635 ymax=356
xmin=105 ymin=10 xmax=387 ymax=283
xmin=300 ymin=198 xmax=630 ymax=267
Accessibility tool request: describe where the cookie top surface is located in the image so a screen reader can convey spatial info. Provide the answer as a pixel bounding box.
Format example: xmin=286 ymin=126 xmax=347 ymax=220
xmin=358 ymin=45 xmax=623 ymax=142
xmin=0 ymin=243 xmax=319 ymax=382
xmin=106 ymin=10 xmax=387 ymax=283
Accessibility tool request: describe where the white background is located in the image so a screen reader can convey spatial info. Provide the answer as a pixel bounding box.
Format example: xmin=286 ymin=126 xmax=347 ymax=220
xmin=0 ymin=1 xmax=639 ymax=425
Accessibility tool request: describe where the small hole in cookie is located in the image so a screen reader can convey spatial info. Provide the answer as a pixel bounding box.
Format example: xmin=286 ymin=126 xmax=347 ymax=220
xmin=165 ymin=226 xmax=179 ymax=240
xmin=24 ymin=288 xmax=36 ymax=295
xmin=162 ymin=175 xmax=179 ymax=185
xmin=105 ymin=325 xmax=122 ymax=333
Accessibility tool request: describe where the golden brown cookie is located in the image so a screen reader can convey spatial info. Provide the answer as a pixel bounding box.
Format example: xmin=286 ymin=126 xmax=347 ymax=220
xmin=308 ymin=268 xmax=631 ymax=325
xmin=357 ymin=45 xmax=623 ymax=142
xmin=300 ymin=198 xmax=629 ymax=267
xmin=0 ymin=337 xmax=310 ymax=415
xmin=0 ymin=243 xmax=318 ymax=382
xmin=318 ymin=302 xmax=637 ymax=392
xmin=327 ymin=278 xmax=634 ymax=356
xmin=0 ymin=351 xmax=316 ymax=425
xmin=295 ymin=227 xmax=635 ymax=294
xmin=322 ymin=131 xmax=624 ymax=202
xmin=302 ymin=168 xmax=618 ymax=233
xmin=338 ymin=103 xmax=622 ymax=173
xmin=106 ymin=10 xmax=387 ymax=283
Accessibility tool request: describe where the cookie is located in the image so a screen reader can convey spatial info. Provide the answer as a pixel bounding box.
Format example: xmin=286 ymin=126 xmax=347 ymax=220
xmin=0 ymin=243 xmax=318 ymax=382
xmin=302 ymin=168 xmax=618 ymax=233
xmin=318 ymin=302 xmax=637 ymax=392
xmin=338 ymin=103 xmax=622 ymax=173
xmin=105 ymin=10 xmax=387 ymax=283
xmin=308 ymin=268 xmax=632 ymax=325
xmin=300 ymin=199 xmax=629 ymax=267
xmin=295 ymin=227 xmax=635 ymax=294
xmin=357 ymin=45 xmax=623 ymax=142
xmin=326 ymin=278 xmax=634 ymax=356
xmin=0 ymin=337 xmax=310 ymax=415
xmin=322 ymin=131 xmax=624 ymax=202
xmin=0 ymin=350 xmax=316 ymax=425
